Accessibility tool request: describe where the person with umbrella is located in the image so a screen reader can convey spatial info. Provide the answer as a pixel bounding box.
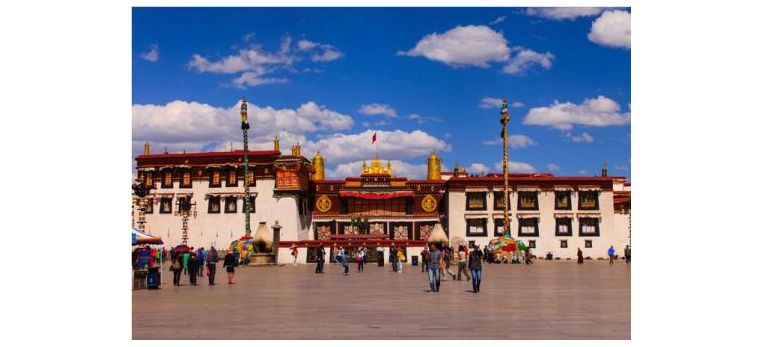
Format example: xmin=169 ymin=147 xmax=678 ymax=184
xmin=223 ymin=248 xmax=237 ymax=284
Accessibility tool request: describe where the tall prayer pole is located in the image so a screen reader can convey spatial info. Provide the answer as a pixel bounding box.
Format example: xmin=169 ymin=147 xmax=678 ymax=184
xmin=501 ymin=99 xmax=511 ymax=237
xmin=241 ymin=97 xmax=252 ymax=237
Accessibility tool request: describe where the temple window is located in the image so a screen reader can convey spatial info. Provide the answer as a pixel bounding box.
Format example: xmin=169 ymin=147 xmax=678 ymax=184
xmin=243 ymin=196 xmax=255 ymax=213
xmin=181 ymin=171 xmax=192 ymax=188
xmin=555 ymin=217 xmax=573 ymax=236
xmin=585 ymin=240 xmax=593 ymax=248
xmin=162 ymin=171 xmax=173 ymax=188
xmin=210 ymin=170 xmax=221 ymax=187
xmin=493 ymin=218 xmax=510 ymax=236
xmin=466 ymin=218 xmax=487 ymax=236
xmin=555 ymin=191 xmax=572 ymax=210
xmin=578 ymin=191 xmax=599 ymax=210
xmin=144 ymin=198 xmax=153 ymax=214
xmin=246 ymin=171 xmax=254 ymax=186
xmin=528 ymin=240 xmax=536 ymax=249
xmin=145 ymin=172 xmax=153 ymax=186
xmin=493 ymin=191 xmax=510 ymax=210
xmin=224 ymin=197 xmax=237 ymax=213
xmin=579 ymin=218 xmax=600 ymax=236
xmin=517 ymin=192 xmax=539 ymax=210
xmin=518 ymin=218 xmax=539 ymax=237
xmin=208 ymin=196 xmax=221 ymax=214
xmin=466 ymin=192 xmax=487 ymax=210
xmin=159 ymin=197 xmax=172 ymax=214
xmin=560 ymin=240 xmax=568 ymax=248
xmin=227 ymin=169 xmax=238 ymax=187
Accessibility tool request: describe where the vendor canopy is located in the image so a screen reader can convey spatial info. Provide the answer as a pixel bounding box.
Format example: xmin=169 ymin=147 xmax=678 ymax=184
xmin=339 ymin=191 xmax=414 ymax=200
xmin=132 ymin=227 xmax=163 ymax=245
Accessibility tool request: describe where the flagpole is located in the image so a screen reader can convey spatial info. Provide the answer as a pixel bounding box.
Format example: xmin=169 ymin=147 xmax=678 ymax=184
xmin=501 ymin=99 xmax=511 ymax=238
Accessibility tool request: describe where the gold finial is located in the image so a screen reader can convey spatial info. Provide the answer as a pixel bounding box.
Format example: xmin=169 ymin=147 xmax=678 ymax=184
xmin=291 ymin=142 xmax=301 ymax=157
xmin=312 ymin=151 xmax=325 ymax=180
xmin=427 ymin=149 xmax=442 ymax=180
xmin=273 ymin=135 xmax=280 ymax=152
xmin=144 ymin=141 xmax=150 ymax=155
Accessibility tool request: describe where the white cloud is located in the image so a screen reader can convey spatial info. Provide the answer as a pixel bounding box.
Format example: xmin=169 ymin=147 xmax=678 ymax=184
xmin=311 ymin=47 xmax=344 ymax=62
xmin=523 ymin=95 xmax=631 ymax=130
xmin=570 ymin=132 xmax=595 ymax=143
xmin=479 ymin=97 xmax=504 ymax=108
xmin=579 ymin=170 xmax=588 ymax=175
xmin=493 ymin=161 xmax=536 ymax=173
xmin=526 ymin=7 xmax=605 ymax=20
xmin=358 ymin=103 xmax=397 ymax=118
xmin=489 ymin=16 xmax=506 ymax=25
xmin=188 ymin=49 xmax=285 ymax=74
xmin=140 ymin=44 xmax=159 ymax=62
xmin=481 ymin=134 xmax=537 ymax=148
xmin=280 ymin=35 xmax=292 ymax=54
xmin=547 ymin=163 xmax=561 ymax=171
xmin=398 ymin=25 xmax=509 ymax=67
xmin=614 ymin=164 xmax=628 ymax=170
xmin=231 ymin=72 xmax=287 ymax=89
xmin=511 ymin=101 xmax=525 ymax=108
xmin=132 ymin=100 xmax=353 ymax=146
xmin=408 ymin=113 xmax=443 ymax=124
xmin=467 ymin=163 xmax=490 ymax=175
xmin=301 ymin=129 xmax=450 ymax=164
xmin=502 ymin=48 xmax=554 ymax=75
xmin=588 ymin=10 xmax=631 ymax=49
xmin=297 ymin=40 xmax=319 ymax=51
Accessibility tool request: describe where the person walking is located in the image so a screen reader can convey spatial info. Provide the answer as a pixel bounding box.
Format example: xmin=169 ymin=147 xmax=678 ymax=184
xmin=468 ymin=244 xmax=484 ymax=293
xmin=396 ymin=248 xmax=405 ymax=273
xmin=420 ymin=247 xmax=430 ymax=273
xmin=223 ymin=249 xmax=237 ymax=284
xmin=624 ymin=245 xmax=631 ymax=263
xmin=524 ymin=246 xmax=533 ymax=265
xmin=376 ymin=246 xmax=384 ymax=267
xmin=457 ymin=245 xmax=470 ymax=281
xmin=444 ymin=247 xmax=456 ymax=280
xmin=291 ymin=246 xmax=299 ymax=266
xmin=426 ymin=244 xmax=443 ymax=293
xmin=608 ymin=245 xmax=616 ymax=265
xmin=389 ymin=246 xmax=397 ymax=272
xmin=171 ymin=254 xmax=183 ymax=286
xmin=182 ymin=249 xmax=191 ymax=275
xmin=336 ymin=247 xmax=349 ymax=276
xmin=577 ymin=248 xmax=584 ymax=264
xmin=206 ymin=246 xmax=218 ymax=285
xmin=357 ymin=248 xmax=365 ymax=273
xmin=197 ymin=247 xmax=206 ymax=277
xmin=188 ymin=251 xmax=198 ymax=286
xmin=315 ymin=244 xmax=326 ymax=274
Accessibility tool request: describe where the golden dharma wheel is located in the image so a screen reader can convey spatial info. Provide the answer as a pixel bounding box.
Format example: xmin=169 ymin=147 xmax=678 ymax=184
xmin=421 ymin=194 xmax=437 ymax=212
xmin=316 ymin=195 xmax=332 ymax=212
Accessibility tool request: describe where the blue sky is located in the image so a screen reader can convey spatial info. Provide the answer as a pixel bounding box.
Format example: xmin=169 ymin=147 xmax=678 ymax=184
xmin=133 ymin=7 xmax=631 ymax=180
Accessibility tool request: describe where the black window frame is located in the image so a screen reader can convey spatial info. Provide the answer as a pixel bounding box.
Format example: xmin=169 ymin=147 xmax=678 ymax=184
xmin=585 ymin=240 xmax=593 ymax=248
xmin=518 ymin=217 xmax=539 ymax=237
xmin=560 ymin=240 xmax=568 ymax=248
xmin=208 ymin=196 xmax=221 ymax=214
xmin=179 ymin=170 xmax=193 ymax=188
xmin=243 ymin=196 xmax=256 ymax=213
xmin=579 ymin=217 xmax=601 ymax=237
xmin=226 ymin=169 xmax=238 ymax=187
xmin=159 ymin=197 xmax=172 ymax=214
xmin=555 ymin=191 xmax=572 ymax=210
xmin=466 ymin=192 xmax=487 ymax=211
xmin=209 ymin=170 xmax=222 ymax=188
xmin=493 ymin=218 xmax=510 ymax=236
xmin=528 ymin=240 xmax=536 ymax=249
xmin=578 ymin=191 xmax=600 ymax=210
xmin=465 ymin=218 xmax=488 ymax=237
xmin=517 ymin=192 xmax=539 ymax=211
xmin=224 ymin=196 xmax=237 ymax=213
xmin=493 ymin=191 xmax=510 ymax=210
xmin=555 ymin=217 xmax=573 ymax=236
xmin=161 ymin=170 xmax=173 ymax=189
xmin=144 ymin=198 xmax=153 ymax=214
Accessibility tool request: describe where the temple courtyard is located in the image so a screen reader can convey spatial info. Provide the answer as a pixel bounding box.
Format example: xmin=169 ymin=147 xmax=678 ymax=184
xmin=132 ymin=261 xmax=630 ymax=339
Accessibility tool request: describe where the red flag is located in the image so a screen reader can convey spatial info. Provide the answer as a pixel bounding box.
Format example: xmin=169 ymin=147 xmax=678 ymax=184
xmin=372 ymin=132 xmax=377 ymax=144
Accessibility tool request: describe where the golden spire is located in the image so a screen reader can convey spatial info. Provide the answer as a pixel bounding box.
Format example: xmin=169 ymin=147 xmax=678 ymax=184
xmin=292 ymin=142 xmax=301 ymax=157
xmin=312 ymin=151 xmax=325 ymax=180
xmin=143 ymin=141 xmax=150 ymax=155
xmin=427 ymin=149 xmax=442 ymax=180
xmin=273 ymin=135 xmax=280 ymax=152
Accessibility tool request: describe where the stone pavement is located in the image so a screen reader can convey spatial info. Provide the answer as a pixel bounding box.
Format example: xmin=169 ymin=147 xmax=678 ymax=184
xmin=133 ymin=261 xmax=630 ymax=339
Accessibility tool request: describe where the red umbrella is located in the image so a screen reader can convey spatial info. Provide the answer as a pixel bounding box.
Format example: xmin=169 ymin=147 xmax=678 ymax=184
xmin=173 ymin=245 xmax=191 ymax=253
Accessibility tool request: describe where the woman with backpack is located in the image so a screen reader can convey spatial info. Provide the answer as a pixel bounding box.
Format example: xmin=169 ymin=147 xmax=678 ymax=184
xmin=170 ymin=253 xmax=183 ymax=286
